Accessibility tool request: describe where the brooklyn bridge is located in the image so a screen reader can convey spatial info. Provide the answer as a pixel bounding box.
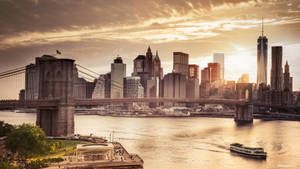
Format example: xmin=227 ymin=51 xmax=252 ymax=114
xmin=0 ymin=55 xmax=298 ymax=137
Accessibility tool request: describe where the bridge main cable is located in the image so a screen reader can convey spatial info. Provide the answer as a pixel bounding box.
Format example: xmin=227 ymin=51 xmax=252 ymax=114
xmin=0 ymin=66 xmax=25 ymax=76
xmin=0 ymin=67 xmax=26 ymax=79
xmin=76 ymin=64 xmax=100 ymax=76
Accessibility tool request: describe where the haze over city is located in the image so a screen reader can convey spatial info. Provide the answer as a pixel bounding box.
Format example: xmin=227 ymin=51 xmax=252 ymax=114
xmin=1 ymin=0 xmax=300 ymax=98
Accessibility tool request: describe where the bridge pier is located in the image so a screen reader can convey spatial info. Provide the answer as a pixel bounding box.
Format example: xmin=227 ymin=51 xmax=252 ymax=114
xmin=234 ymin=103 xmax=253 ymax=124
xmin=36 ymin=55 xmax=75 ymax=137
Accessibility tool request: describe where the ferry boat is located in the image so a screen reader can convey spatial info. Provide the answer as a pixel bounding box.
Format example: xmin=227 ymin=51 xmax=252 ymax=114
xmin=230 ymin=143 xmax=267 ymax=159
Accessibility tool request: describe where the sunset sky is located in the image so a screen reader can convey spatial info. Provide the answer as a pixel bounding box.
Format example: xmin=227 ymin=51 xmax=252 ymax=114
xmin=1 ymin=0 xmax=300 ymax=99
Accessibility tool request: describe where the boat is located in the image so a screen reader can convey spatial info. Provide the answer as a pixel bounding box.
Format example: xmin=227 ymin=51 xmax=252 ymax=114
xmin=230 ymin=143 xmax=267 ymax=159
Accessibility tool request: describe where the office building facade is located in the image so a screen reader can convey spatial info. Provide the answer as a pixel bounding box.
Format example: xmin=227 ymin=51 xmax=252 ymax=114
xmin=213 ymin=53 xmax=224 ymax=80
xmin=111 ymin=57 xmax=126 ymax=98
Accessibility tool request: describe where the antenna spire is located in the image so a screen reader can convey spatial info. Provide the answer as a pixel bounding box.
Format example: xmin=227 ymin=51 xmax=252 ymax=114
xmin=261 ymin=17 xmax=264 ymax=36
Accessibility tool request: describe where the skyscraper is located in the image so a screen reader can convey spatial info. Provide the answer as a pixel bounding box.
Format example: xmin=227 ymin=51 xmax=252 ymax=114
xmin=284 ymin=61 xmax=293 ymax=92
xmin=163 ymin=72 xmax=186 ymax=99
xmin=173 ymin=52 xmax=189 ymax=76
xmin=153 ymin=51 xmax=163 ymax=79
xmin=257 ymin=18 xmax=268 ymax=85
xmin=201 ymin=67 xmax=211 ymax=84
xmin=111 ymin=57 xmax=126 ymax=98
xmin=188 ymin=64 xmax=199 ymax=80
xmin=123 ymin=76 xmax=144 ymax=98
xmin=132 ymin=46 xmax=163 ymax=97
xmin=213 ymin=53 xmax=224 ymax=80
xmin=270 ymin=46 xmax=283 ymax=91
xmin=207 ymin=63 xmax=220 ymax=82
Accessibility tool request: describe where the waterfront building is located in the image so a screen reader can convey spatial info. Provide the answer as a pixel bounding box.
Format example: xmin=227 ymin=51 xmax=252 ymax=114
xmin=146 ymin=77 xmax=160 ymax=98
xmin=145 ymin=46 xmax=154 ymax=77
xmin=213 ymin=53 xmax=225 ymax=80
xmin=224 ymin=81 xmax=236 ymax=99
xmin=19 ymin=89 xmax=25 ymax=101
xmin=257 ymin=19 xmax=268 ymax=85
xmin=188 ymin=64 xmax=199 ymax=80
xmin=86 ymin=81 xmax=96 ymax=98
xmin=110 ymin=57 xmax=126 ymax=98
xmin=283 ymin=61 xmax=293 ymax=92
xmin=208 ymin=63 xmax=220 ymax=82
xmin=132 ymin=54 xmax=148 ymax=96
xmin=186 ymin=78 xmax=199 ymax=98
xmin=61 ymin=142 xmax=144 ymax=169
xmin=173 ymin=52 xmax=189 ymax=76
xmin=25 ymin=63 xmax=39 ymax=100
xmin=201 ymin=67 xmax=211 ymax=84
xmin=282 ymin=61 xmax=293 ymax=105
xmin=123 ymin=76 xmax=144 ymax=98
xmin=271 ymin=46 xmax=283 ymax=91
xmin=163 ymin=72 xmax=186 ymax=99
xmin=132 ymin=46 xmax=163 ymax=97
xmin=92 ymin=73 xmax=112 ymax=99
xmin=92 ymin=76 xmax=106 ymax=99
xmin=104 ymin=73 xmax=111 ymax=98
xmin=257 ymin=83 xmax=272 ymax=105
xmin=200 ymin=83 xmax=210 ymax=98
xmin=238 ymin=74 xmax=250 ymax=83
xmin=153 ymin=50 xmax=163 ymax=79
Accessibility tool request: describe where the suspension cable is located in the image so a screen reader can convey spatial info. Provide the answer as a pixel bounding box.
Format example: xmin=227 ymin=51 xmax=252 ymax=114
xmin=77 ymin=70 xmax=98 ymax=79
xmin=0 ymin=67 xmax=25 ymax=76
xmin=76 ymin=64 xmax=100 ymax=76
xmin=0 ymin=69 xmax=26 ymax=79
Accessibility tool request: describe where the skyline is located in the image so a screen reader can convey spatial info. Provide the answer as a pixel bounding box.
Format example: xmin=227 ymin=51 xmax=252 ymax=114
xmin=1 ymin=0 xmax=300 ymax=99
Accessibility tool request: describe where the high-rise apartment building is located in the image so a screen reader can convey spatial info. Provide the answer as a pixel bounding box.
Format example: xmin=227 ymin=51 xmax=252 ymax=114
xmin=111 ymin=57 xmax=126 ymax=98
xmin=173 ymin=52 xmax=189 ymax=76
xmin=213 ymin=53 xmax=224 ymax=80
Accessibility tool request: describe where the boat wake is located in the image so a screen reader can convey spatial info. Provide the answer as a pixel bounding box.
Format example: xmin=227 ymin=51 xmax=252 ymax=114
xmin=173 ymin=127 xmax=223 ymax=139
xmin=194 ymin=147 xmax=229 ymax=154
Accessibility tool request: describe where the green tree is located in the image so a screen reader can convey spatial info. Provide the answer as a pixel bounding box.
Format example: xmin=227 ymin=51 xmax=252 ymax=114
xmin=0 ymin=121 xmax=15 ymax=137
xmin=5 ymin=124 xmax=50 ymax=159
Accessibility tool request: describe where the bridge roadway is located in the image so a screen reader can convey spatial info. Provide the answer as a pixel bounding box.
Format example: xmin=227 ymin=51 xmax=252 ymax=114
xmin=0 ymin=98 xmax=247 ymax=109
xmin=1 ymin=98 xmax=299 ymax=110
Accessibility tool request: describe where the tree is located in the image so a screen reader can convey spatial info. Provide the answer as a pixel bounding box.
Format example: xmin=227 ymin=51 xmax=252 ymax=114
xmin=0 ymin=121 xmax=15 ymax=137
xmin=5 ymin=124 xmax=50 ymax=159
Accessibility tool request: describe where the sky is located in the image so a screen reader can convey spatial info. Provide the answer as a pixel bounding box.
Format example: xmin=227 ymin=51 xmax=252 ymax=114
xmin=0 ymin=0 xmax=300 ymax=99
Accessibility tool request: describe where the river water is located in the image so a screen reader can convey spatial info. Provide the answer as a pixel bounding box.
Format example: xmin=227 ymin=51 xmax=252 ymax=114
xmin=0 ymin=111 xmax=300 ymax=169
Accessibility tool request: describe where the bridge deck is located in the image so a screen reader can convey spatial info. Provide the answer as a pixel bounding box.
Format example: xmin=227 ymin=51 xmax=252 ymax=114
xmin=1 ymin=98 xmax=298 ymax=110
xmin=0 ymin=98 xmax=247 ymax=109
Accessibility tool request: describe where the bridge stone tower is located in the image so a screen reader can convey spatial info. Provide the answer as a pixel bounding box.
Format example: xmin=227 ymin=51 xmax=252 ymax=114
xmin=36 ymin=55 xmax=75 ymax=137
xmin=235 ymin=83 xmax=254 ymax=123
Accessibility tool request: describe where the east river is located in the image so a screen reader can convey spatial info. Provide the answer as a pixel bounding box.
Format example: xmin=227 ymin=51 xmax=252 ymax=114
xmin=1 ymin=111 xmax=300 ymax=169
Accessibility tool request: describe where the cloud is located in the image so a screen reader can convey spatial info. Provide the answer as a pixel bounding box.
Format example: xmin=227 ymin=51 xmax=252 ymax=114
xmin=1 ymin=0 xmax=300 ymax=98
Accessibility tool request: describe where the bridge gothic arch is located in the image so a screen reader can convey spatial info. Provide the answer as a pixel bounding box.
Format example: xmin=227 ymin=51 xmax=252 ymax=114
xmin=236 ymin=83 xmax=253 ymax=102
